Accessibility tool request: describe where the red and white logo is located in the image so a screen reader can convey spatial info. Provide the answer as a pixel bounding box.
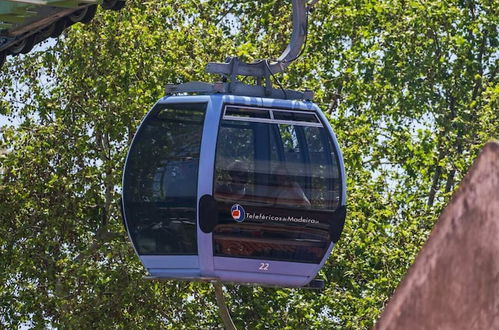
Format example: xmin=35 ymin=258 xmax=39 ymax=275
xmin=231 ymin=204 xmax=245 ymax=222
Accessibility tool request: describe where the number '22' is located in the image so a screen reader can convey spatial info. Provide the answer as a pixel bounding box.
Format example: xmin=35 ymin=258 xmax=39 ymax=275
xmin=259 ymin=263 xmax=269 ymax=271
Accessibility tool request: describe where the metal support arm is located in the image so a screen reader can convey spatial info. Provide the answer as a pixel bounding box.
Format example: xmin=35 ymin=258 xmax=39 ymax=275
xmin=165 ymin=0 xmax=317 ymax=100
xmin=205 ymin=0 xmax=309 ymax=78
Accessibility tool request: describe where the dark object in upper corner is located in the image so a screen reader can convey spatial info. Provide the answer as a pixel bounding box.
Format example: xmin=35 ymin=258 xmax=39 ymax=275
xmin=0 ymin=0 xmax=126 ymax=69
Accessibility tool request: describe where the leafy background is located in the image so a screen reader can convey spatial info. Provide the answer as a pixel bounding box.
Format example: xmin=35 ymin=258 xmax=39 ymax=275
xmin=0 ymin=0 xmax=498 ymax=328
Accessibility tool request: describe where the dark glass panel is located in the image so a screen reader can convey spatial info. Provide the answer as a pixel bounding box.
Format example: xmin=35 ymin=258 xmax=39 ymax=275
xmin=213 ymin=111 xmax=342 ymax=263
xmin=214 ymin=119 xmax=341 ymax=209
xmin=225 ymin=106 xmax=271 ymax=119
xmin=213 ymin=224 xmax=329 ymax=263
xmin=272 ymin=111 xmax=319 ymax=123
xmin=123 ymin=103 xmax=206 ymax=255
xmin=304 ymin=126 xmax=341 ymax=209
xmin=214 ymin=121 xmax=256 ymax=202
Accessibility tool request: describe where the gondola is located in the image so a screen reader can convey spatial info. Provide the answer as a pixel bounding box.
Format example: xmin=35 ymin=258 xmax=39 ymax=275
xmin=121 ymin=94 xmax=346 ymax=287
xmin=121 ymin=0 xmax=347 ymax=288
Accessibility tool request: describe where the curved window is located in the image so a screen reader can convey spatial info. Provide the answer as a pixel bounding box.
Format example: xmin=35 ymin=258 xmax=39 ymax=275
xmin=214 ymin=107 xmax=341 ymax=210
xmin=213 ymin=105 xmax=342 ymax=263
xmin=123 ymin=103 xmax=206 ymax=255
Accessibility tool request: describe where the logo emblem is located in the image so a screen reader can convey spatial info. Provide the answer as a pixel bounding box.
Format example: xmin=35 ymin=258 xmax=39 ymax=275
xmin=231 ymin=204 xmax=245 ymax=222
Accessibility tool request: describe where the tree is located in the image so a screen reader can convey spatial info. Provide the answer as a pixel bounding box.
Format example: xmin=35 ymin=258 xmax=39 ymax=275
xmin=0 ymin=0 xmax=497 ymax=328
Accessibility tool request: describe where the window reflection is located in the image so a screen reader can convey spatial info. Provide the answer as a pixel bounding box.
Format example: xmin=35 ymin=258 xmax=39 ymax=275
xmin=123 ymin=103 xmax=206 ymax=255
xmin=214 ymin=224 xmax=329 ymax=263
xmin=214 ymin=120 xmax=340 ymax=210
xmin=213 ymin=110 xmax=342 ymax=263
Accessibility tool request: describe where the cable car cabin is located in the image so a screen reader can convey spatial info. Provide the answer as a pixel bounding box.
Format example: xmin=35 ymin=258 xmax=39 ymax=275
xmin=121 ymin=94 xmax=347 ymax=288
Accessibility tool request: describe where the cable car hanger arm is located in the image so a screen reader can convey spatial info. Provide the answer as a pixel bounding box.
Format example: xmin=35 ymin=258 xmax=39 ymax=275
xmin=205 ymin=0 xmax=313 ymax=77
xmin=166 ymin=0 xmax=318 ymax=100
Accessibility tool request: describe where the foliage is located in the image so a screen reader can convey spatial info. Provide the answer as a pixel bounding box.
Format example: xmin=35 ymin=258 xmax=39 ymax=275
xmin=0 ymin=0 xmax=497 ymax=328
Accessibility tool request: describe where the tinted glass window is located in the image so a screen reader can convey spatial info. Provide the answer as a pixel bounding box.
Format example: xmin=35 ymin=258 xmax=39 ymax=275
xmin=123 ymin=103 xmax=206 ymax=255
xmin=225 ymin=106 xmax=271 ymax=119
xmin=213 ymin=223 xmax=330 ymax=263
xmin=273 ymin=111 xmax=319 ymax=123
xmin=213 ymin=110 xmax=342 ymax=263
xmin=214 ymin=122 xmax=340 ymax=210
xmin=304 ymin=127 xmax=341 ymax=209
